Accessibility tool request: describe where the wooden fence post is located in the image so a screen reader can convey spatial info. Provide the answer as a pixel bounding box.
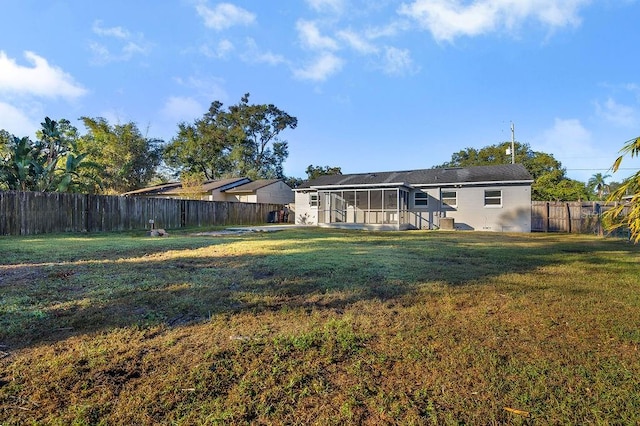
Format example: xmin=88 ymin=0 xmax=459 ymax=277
xmin=544 ymin=202 xmax=549 ymax=232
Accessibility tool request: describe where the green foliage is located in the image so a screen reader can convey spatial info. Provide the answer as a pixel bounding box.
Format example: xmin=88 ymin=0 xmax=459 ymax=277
xmin=305 ymin=164 xmax=342 ymax=180
xmin=438 ymin=142 xmax=589 ymax=201
xmin=587 ymin=173 xmax=611 ymax=200
xmin=0 ymin=135 xmax=42 ymax=190
xmin=0 ymin=118 xmax=98 ymax=192
xmin=604 ymin=136 xmax=640 ymax=243
xmin=283 ymin=175 xmax=304 ymax=189
xmin=164 ymin=93 xmax=297 ymax=180
xmin=79 ymin=117 xmax=162 ymax=193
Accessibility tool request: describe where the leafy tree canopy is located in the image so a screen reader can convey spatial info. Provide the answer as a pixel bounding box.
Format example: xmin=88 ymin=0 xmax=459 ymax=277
xmin=437 ymin=142 xmax=589 ymax=201
xmin=79 ymin=117 xmax=163 ymax=194
xmin=305 ymin=164 xmax=342 ymax=180
xmin=604 ymin=136 xmax=640 ymax=243
xmin=164 ymin=93 xmax=297 ymax=181
xmin=0 ymin=118 xmax=98 ymax=192
xmin=587 ymin=172 xmax=611 ymax=200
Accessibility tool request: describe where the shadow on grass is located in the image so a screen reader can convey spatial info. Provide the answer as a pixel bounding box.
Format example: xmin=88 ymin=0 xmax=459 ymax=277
xmin=0 ymin=229 xmax=637 ymax=349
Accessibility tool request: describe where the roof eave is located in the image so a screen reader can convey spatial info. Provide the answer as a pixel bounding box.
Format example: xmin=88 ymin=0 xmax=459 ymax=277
xmin=414 ymin=179 xmax=534 ymax=188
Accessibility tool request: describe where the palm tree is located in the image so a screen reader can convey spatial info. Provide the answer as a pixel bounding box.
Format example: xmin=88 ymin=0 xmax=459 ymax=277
xmin=588 ymin=172 xmax=611 ymax=200
xmin=604 ymin=136 xmax=640 ymax=243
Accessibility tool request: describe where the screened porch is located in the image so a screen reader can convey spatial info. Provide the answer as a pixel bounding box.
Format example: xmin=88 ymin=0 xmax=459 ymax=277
xmin=316 ymin=187 xmax=411 ymax=229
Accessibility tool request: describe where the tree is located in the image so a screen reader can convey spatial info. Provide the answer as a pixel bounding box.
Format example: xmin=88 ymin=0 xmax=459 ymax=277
xmin=0 ymin=118 xmax=97 ymax=192
xmin=225 ymin=94 xmax=297 ymax=179
xmin=587 ymin=172 xmax=611 ymax=200
xmin=438 ymin=142 xmax=589 ymax=201
xmin=0 ymin=135 xmax=42 ymax=191
xmin=80 ymin=117 xmax=162 ymax=193
xmin=164 ymin=102 xmax=232 ymax=180
xmin=604 ymin=136 xmax=640 ymax=243
xmin=179 ymin=170 xmax=206 ymax=200
xmin=164 ymin=93 xmax=297 ymax=180
xmin=305 ymin=164 xmax=342 ymax=180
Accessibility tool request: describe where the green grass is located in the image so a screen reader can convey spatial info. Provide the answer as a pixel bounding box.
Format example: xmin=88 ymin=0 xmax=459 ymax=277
xmin=0 ymin=228 xmax=639 ymax=424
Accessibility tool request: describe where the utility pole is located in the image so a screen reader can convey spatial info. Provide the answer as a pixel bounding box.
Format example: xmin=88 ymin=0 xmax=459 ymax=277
xmin=510 ymin=122 xmax=515 ymax=164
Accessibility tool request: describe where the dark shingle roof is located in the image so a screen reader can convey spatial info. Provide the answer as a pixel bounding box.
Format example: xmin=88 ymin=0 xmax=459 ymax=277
xmin=224 ymin=179 xmax=283 ymax=193
xmin=122 ymin=177 xmax=249 ymax=196
xmin=297 ymin=164 xmax=533 ymax=189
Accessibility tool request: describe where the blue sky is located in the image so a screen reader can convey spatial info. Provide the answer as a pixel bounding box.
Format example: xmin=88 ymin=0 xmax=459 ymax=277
xmin=1 ymin=0 xmax=639 ymax=183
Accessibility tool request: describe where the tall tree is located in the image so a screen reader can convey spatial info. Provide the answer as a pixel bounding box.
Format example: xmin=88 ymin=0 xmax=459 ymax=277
xmin=80 ymin=117 xmax=162 ymax=193
xmin=604 ymin=136 xmax=640 ymax=243
xmin=0 ymin=129 xmax=12 ymax=158
xmin=164 ymin=93 xmax=297 ymax=180
xmin=164 ymin=101 xmax=232 ymax=180
xmin=0 ymin=118 xmax=97 ymax=192
xmin=587 ymin=172 xmax=611 ymax=200
xmin=225 ymin=93 xmax=297 ymax=179
xmin=0 ymin=135 xmax=42 ymax=191
xmin=438 ymin=142 xmax=589 ymax=201
xmin=305 ymin=164 xmax=342 ymax=180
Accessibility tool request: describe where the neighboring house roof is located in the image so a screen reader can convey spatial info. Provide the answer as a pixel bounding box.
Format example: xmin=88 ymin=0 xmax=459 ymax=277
xmin=296 ymin=164 xmax=533 ymax=190
xmin=224 ymin=179 xmax=284 ymax=194
xmin=122 ymin=182 xmax=182 ymax=196
xmin=122 ymin=177 xmax=250 ymax=196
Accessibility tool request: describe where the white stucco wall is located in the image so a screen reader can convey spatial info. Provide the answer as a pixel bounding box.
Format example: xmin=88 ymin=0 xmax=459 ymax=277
xmin=433 ymin=185 xmax=531 ymax=232
xmin=294 ymin=191 xmax=317 ymax=225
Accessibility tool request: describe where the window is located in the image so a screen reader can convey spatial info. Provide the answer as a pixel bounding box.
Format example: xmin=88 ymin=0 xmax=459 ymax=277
xmin=414 ymin=191 xmax=428 ymax=207
xmin=484 ymin=190 xmax=502 ymax=207
xmin=441 ymin=190 xmax=457 ymax=207
xmin=310 ymin=194 xmax=318 ymax=207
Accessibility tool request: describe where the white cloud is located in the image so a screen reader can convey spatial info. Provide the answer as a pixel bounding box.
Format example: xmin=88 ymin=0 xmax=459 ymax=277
xmin=242 ymin=38 xmax=286 ymax=66
xmin=0 ymin=102 xmax=39 ymax=137
xmin=595 ymin=97 xmax=637 ymax=128
xmin=200 ymin=39 xmax=235 ymax=59
xmin=533 ymin=118 xmax=601 ymax=179
xmin=90 ymin=20 xmax=151 ymax=64
xmin=92 ymin=20 xmax=130 ymax=39
xmin=161 ymin=96 xmax=204 ymax=123
xmin=196 ymin=2 xmax=255 ymax=31
xmin=174 ymin=75 xmax=228 ymax=101
xmin=380 ymin=46 xmax=417 ymax=76
xmin=0 ymin=51 xmax=87 ymax=99
xmin=337 ymin=29 xmax=379 ymax=54
xmin=398 ymin=0 xmax=588 ymax=42
xmin=305 ymin=0 xmax=346 ymax=14
xmin=296 ymin=20 xmax=339 ymax=51
xmin=536 ymin=118 xmax=592 ymax=153
xmin=293 ymin=52 xmax=344 ymax=81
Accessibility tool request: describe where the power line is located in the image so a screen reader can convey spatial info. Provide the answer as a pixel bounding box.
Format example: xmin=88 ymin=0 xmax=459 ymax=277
xmin=565 ymin=168 xmax=637 ymax=171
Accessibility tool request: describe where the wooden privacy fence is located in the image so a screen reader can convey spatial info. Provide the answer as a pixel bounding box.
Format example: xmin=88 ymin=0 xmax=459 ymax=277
xmin=0 ymin=191 xmax=284 ymax=236
xmin=531 ymin=201 xmax=630 ymax=234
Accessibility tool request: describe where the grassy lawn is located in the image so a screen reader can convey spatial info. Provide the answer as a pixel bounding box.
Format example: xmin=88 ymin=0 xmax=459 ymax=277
xmin=1 ymin=228 xmax=639 ymax=424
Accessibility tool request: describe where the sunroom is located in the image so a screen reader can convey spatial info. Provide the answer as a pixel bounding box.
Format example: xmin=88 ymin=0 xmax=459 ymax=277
xmin=313 ymin=184 xmax=413 ymax=230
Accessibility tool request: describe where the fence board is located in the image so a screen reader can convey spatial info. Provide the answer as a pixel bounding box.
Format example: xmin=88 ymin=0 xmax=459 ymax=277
xmin=0 ymin=191 xmax=284 ymax=236
xmin=531 ymin=201 xmax=630 ymax=234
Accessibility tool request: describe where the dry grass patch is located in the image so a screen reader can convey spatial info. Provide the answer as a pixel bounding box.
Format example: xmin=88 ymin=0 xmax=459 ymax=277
xmin=1 ymin=229 xmax=639 ymax=424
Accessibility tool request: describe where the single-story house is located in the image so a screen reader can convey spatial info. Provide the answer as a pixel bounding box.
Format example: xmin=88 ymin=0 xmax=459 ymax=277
xmin=123 ymin=177 xmax=294 ymax=204
xmin=224 ymin=179 xmax=294 ymax=204
xmin=294 ymin=164 xmax=533 ymax=232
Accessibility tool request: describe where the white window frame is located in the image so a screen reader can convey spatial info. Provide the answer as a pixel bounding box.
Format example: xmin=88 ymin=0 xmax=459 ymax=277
xmin=441 ymin=190 xmax=457 ymax=207
xmin=414 ymin=191 xmax=428 ymax=208
xmin=309 ymin=193 xmax=319 ymax=207
xmin=484 ymin=189 xmax=502 ymax=207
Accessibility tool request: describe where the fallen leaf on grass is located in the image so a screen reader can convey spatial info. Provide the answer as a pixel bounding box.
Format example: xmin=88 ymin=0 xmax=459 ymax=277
xmin=504 ymin=406 xmax=530 ymax=417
